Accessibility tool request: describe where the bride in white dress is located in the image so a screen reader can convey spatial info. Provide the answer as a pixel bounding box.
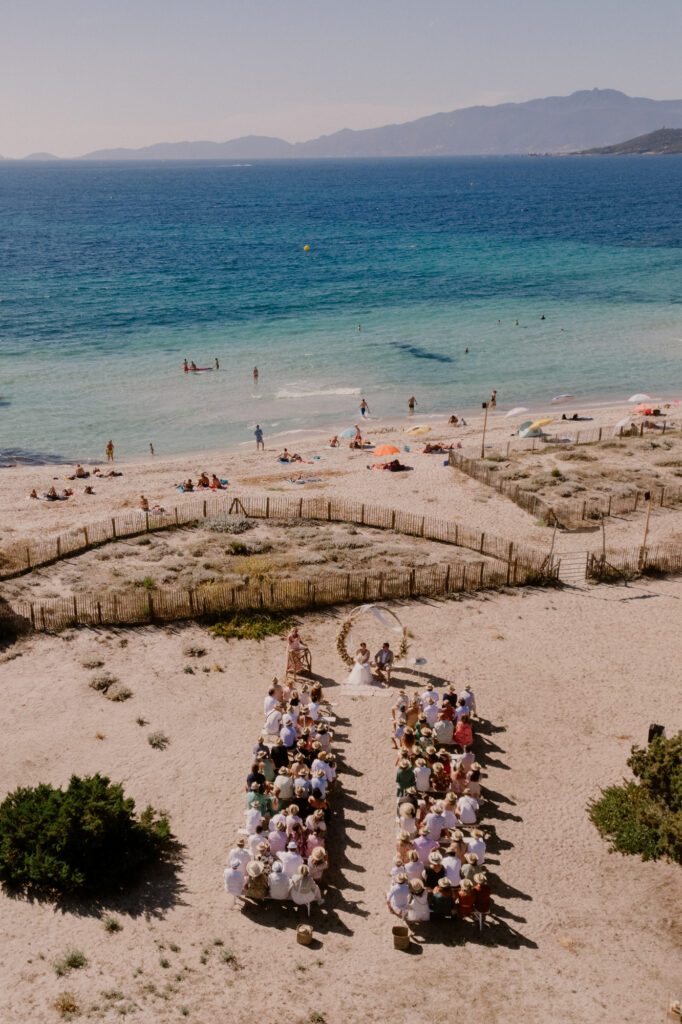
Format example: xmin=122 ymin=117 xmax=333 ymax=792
xmin=346 ymin=642 xmax=374 ymax=687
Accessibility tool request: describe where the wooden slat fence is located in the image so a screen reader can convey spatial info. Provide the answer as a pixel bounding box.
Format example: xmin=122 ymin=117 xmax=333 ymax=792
xmin=586 ymin=542 xmax=682 ymax=581
xmin=0 ymin=493 xmax=550 ymax=580
xmin=12 ymin=557 xmax=543 ymax=633
xmin=449 ymin=450 xmax=682 ymax=528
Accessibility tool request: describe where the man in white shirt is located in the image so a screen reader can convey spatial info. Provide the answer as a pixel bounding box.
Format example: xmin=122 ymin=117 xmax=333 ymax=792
xmin=223 ymin=860 xmax=246 ymax=899
xmin=268 ymin=861 xmax=291 ymax=900
xmin=466 ymin=829 xmax=486 ymax=865
xmin=263 ymin=688 xmax=279 ymax=716
xmin=433 ymin=717 xmax=454 ymax=746
xmin=386 ymin=875 xmax=410 ymax=917
xmin=456 ymin=792 xmax=479 ymax=826
xmin=421 ymin=683 xmax=437 ymax=709
xmin=273 ymin=769 xmax=294 ymax=803
xmin=460 ymin=684 xmax=476 ymax=717
xmin=265 ymin=707 xmax=283 ymax=735
xmin=424 ymin=698 xmax=439 ymax=728
xmin=226 ymin=839 xmax=250 ymax=873
xmin=278 ymin=842 xmax=304 ymax=878
xmin=441 ymin=847 xmax=462 ymax=886
xmin=244 ymin=805 xmax=262 ymax=834
xmin=413 ymin=759 xmax=432 ymax=793
xmin=312 ymin=753 xmax=335 ymax=784
xmin=423 ymin=803 xmax=447 ymax=842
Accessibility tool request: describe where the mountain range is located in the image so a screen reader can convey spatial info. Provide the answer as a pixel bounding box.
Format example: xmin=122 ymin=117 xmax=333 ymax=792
xmin=579 ymin=127 xmax=682 ymax=155
xmin=5 ymin=89 xmax=682 ymax=162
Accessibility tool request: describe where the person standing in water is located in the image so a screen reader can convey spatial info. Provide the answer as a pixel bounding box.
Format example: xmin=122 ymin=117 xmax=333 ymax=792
xmin=183 ymin=359 xmax=189 ymax=372
xmin=106 ymin=440 xmax=114 ymax=462
xmin=490 ymin=390 xmax=497 ymax=409
xmin=215 ymin=357 xmax=220 ymax=370
xmin=254 ymin=424 xmax=264 ymax=451
xmin=149 ymin=443 xmax=154 ymax=457
xmin=360 ymin=398 xmax=370 ymax=417
xmin=253 ymin=366 xmax=259 ymax=382
xmin=408 ymin=396 xmax=417 ymax=413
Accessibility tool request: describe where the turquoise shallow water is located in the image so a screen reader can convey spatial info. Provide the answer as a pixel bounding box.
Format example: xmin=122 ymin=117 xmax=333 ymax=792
xmin=0 ymin=156 xmax=681 ymax=463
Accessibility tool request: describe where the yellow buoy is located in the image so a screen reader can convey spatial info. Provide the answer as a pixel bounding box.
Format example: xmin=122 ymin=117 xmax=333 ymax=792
xmin=303 ymin=244 xmax=310 ymax=252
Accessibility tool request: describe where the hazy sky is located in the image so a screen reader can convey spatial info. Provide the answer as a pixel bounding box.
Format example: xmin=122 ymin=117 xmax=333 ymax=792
xmin=2 ymin=0 xmax=681 ymax=157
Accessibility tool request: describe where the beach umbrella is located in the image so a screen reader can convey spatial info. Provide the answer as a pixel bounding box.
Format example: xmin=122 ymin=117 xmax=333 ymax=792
xmin=527 ymin=417 xmax=553 ymax=431
xmin=373 ymin=444 xmax=400 ymax=457
xmin=551 ymin=394 xmax=574 ymax=404
xmin=340 ymin=427 xmax=357 ymax=437
xmin=519 ymin=417 xmax=553 ymax=439
xmin=628 ymin=393 xmax=651 ymax=403
xmin=633 ymin=403 xmax=653 ymax=415
xmin=406 ymin=425 xmax=431 ymax=436
xmin=504 ymin=406 xmax=529 ymax=418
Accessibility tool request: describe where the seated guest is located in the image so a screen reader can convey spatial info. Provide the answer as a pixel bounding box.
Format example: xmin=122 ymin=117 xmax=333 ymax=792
xmin=278 ymin=841 xmax=304 ymax=878
xmin=466 ymin=828 xmax=486 ymax=865
xmin=461 ymin=852 xmax=480 ymax=882
xmin=466 ymin=763 xmax=483 ymax=800
xmin=396 ymin=758 xmax=416 ymax=797
xmin=223 ymin=859 xmax=246 ymax=900
xmin=454 ymin=713 xmax=474 ymax=751
xmin=268 ymin=820 xmax=288 ymax=854
xmin=441 ymin=844 xmax=462 ymax=886
xmin=473 ymin=872 xmax=492 ymax=917
xmin=404 ymin=849 xmax=425 ymax=882
xmin=308 ymin=845 xmax=328 ymax=885
xmin=290 ymin=864 xmax=323 ymax=908
xmin=406 ymin=879 xmax=430 ymax=922
xmin=456 ymin=788 xmax=480 ymax=826
xmin=433 ymin=714 xmax=454 ymax=746
xmin=430 ymin=877 xmax=455 ymax=917
xmin=423 ymin=851 xmax=447 ymax=892
xmin=456 ymin=877 xmax=477 ymax=918
xmin=268 ymin=860 xmax=291 ymax=899
xmin=244 ymin=860 xmax=269 ymax=901
xmin=386 ymin=872 xmax=410 ymax=917
xmin=226 ymin=838 xmax=250 ymax=872
xmin=460 ymin=683 xmax=476 ymax=716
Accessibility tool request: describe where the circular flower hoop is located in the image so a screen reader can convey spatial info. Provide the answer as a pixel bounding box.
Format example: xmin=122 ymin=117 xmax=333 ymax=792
xmin=336 ymin=604 xmax=409 ymax=670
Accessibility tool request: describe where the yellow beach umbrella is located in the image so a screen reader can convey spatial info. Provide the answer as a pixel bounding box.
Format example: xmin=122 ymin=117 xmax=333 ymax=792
xmin=527 ymin=417 xmax=553 ymax=432
xmin=406 ymin=425 xmax=431 ymax=437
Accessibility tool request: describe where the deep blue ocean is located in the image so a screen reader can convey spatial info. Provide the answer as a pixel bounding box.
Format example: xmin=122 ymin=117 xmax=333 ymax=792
xmin=1 ymin=156 xmax=681 ymax=463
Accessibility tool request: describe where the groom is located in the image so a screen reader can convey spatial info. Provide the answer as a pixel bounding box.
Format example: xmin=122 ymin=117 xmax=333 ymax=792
xmin=373 ymin=642 xmax=394 ymax=685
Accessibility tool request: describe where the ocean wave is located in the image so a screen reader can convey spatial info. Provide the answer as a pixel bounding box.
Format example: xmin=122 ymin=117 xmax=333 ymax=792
xmin=0 ymin=448 xmax=79 ymax=468
xmin=276 ymin=387 xmax=362 ymax=399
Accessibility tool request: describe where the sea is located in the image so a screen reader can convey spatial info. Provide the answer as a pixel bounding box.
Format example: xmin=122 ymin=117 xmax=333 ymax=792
xmin=1 ymin=156 xmax=681 ymax=465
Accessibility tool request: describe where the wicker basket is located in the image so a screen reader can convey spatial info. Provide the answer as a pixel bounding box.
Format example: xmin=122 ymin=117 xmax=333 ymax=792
xmin=297 ymin=924 xmax=314 ymax=945
xmin=392 ymin=924 xmax=409 ymax=950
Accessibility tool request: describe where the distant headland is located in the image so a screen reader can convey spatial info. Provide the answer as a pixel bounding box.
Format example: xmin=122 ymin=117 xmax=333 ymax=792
xmin=577 ymin=127 xmax=682 ymax=155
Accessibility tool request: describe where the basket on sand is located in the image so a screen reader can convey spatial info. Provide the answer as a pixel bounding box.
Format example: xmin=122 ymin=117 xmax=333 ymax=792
xmin=392 ymin=924 xmax=409 ymax=950
xmin=297 ymin=924 xmax=314 ymax=945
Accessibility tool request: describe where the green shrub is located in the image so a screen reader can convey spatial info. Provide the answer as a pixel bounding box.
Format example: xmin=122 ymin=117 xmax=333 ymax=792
xmin=229 ymin=541 xmax=249 ymax=555
xmin=589 ymin=732 xmax=682 ymax=864
xmin=89 ymin=673 xmax=119 ymax=693
xmin=148 ymin=732 xmax=170 ymax=750
xmin=204 ymin=515 xmax=254 ymax=534
xmin=141 ymin=576 xmax=156 ymax=590
xmin=0 ymin=774 xmax=172 ymax=897
xmin=54 ymin=991 xmax=79 ymax=1018
xmin=105 ymin=684 xmax=133 ymax=702
xmin=102 ymin=915 xmax=122 ymax=933
xmin=54 ymin=949 xmax=87 ymax=976
xmin=209 ymin=612 xmax=294 ymax=642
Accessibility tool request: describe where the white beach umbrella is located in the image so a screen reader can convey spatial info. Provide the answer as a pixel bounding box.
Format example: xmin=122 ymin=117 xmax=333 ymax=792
xmin=550 ymin=394 xmax=574 ymax=404
xmin=504 ymin=406 xmax=529 ymax=418
xmin=628 ymin=393 xmax=651 ymax=403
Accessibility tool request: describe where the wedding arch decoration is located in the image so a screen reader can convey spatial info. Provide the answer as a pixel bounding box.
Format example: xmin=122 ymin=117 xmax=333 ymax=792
xmin=336 ymin=604 xmax=409 ymax=669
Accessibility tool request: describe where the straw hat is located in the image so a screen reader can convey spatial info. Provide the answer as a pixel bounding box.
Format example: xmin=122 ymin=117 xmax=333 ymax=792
xmin=428 ymin=850 xmax=443 ymax=864
xmin=465 ymin=853 xmax=478 ymax=865
xmin=437 ymin=877 xmax=451 ymax=889
xmin=474 ymin=873 xmax=487 ymax=885
xmin=246 ymin=861 xmax=263 ymax=878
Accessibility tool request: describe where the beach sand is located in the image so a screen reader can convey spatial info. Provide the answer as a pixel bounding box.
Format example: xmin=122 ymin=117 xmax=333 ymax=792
xmin=0 ymin=584 xmax=680 ymax=1024
xmin=0 ymin=397 xmax=681 ymax=1023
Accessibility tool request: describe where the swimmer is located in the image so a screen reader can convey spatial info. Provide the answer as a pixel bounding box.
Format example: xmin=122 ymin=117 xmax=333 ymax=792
xmin=149 ymin=442 xmax=154 ymax=457
xmin=215 ymin=357 xmax=220 ymax=370
xmin=106 ymin=440 xmax=114 ymax=462
xmin=183 ymin=359 xmax=189 ymax=372
xmin=360 ymin=398 xmax=370 ymax=417
xmin=490 ymin=390 xmax=497 ymax=408
xmin=464 ymin=347 xmax=469 ymax=353
xmin=408 ymin=396 xmax=417 ymax=413
xmin=253 ymin=366 xmax=259 ymax=381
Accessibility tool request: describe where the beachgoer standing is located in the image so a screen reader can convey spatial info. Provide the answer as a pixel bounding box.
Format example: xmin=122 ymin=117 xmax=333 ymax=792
xmin=408 ymin=396 xmax=416 ymax=413
xmin=360 ymin=398 xmax=370 ymax=417
xmin=253 ymin=367 xmax=259 ymax=381
xmin=149 ymin=443 xmax=154 ymax=457
xmin=106 ymin=440 xmax=114 ymax=462
xmin=490 ymin=390 xmax=497 ymax=408
xmin=215 ymin=357 xmax=220 ymax=370
xmin=254 ymin=424 xmax=264 ymax=451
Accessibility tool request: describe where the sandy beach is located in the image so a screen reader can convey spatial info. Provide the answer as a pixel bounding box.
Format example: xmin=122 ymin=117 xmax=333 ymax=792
xmin=1 ymin=396 xmax=681 ymax=1024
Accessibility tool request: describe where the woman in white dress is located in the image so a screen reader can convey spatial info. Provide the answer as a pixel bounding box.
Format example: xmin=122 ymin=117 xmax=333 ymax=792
xmin=346 ymin=642 xmax=374 ymax=686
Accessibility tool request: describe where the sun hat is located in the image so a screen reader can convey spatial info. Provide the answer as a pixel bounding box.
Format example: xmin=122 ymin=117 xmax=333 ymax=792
xmin=465 ymin=853 xmax=478 ymax=864
xmin=287 ymin=841 xmax=297 ymax=850
xmin=474 ymin=873 xmax=487 ymax=885
xmin=246 ymin=861 xmax=263 ymax=878
xmin=437 ymin=877 xmax=451 ymax=889
xmin=428 ymin=851 xmax=443 ymax=864
xmin=272 ymin=861 xmax=283 ymax=873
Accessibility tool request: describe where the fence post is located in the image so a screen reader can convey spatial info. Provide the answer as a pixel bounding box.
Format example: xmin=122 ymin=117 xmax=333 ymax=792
xmin=174 ymin=507 xmax=179 ymax=525
xmin=360 ymin=504 xmax=365 ymax=525
xmin=346 ymin=574 xmax=351 ymax=598
xmin=391 ymin=510 xmax=396 ymax=529
xmin=581 ymin=501 xmax=586 ymax=521
xmin=506 ymin=542 xmax=514 ymax=584
xmin=145 ymin=512 xmax=150 ymax=532
xmin=640 ymin=423 xmax=644 ymax=437
xmin=598 ymin=427 xmax=602 ymax=441
xmin=327 ymin=500 xmax=332 ymax=521
xmin=30 ymin=603 xmax=35 ymax=628
xmin=660 ymin=487 xmax=665 ymax=507
xmin=633 ymin=492 xmax=639 ymax=512
xmin=479 ymin=562 xmax=485 ymax=587
xmin=409 ymin=570 xmax=415 ymax=596
xmin=454 ymin=524 xmax=458 ymax=545
xmin=479 ymin=532 xmax=485 ymax=554
xmin=56 ymin=536 xmax=61 ymax=558
xmin=26 ymin=547 xmax=31 ymax=569
xmin=83 ymin=527 xmax=89 ymax=545
xmin=188 ymin=590 xmax=195 ymax=614
xmin=619 ymin=426 xmax=623 ymax=438
xmin=444 ymin=564 xmax=450 ymax=591
xmin=111 ymin=517 xmax=117 ymax=539
xmin=73 ymin=596 xmax=77 ymax=619
xmin=298 ymin=498 xmax=303 ymax=518
xmin=97 ymin=601 xmax=102 ymax=625
xmin=147 ymin=594 xmax=154 ymax=621
xmin=513 ymin=559 xmax=518 ymax=584
xmin=420 ymin=516 xmax=425 ymax=537
xmin=362 ymin=577 xmax=368 ymax=600
xmin=607 ymin=496 xmax=612 ymax=517
xmin=506 ymin=441 xmax=510 ymax=457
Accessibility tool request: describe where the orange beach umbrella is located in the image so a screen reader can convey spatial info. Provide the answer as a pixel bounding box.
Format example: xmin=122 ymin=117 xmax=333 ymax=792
xmin=373 ymin=444 xmax=401 ymax=457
